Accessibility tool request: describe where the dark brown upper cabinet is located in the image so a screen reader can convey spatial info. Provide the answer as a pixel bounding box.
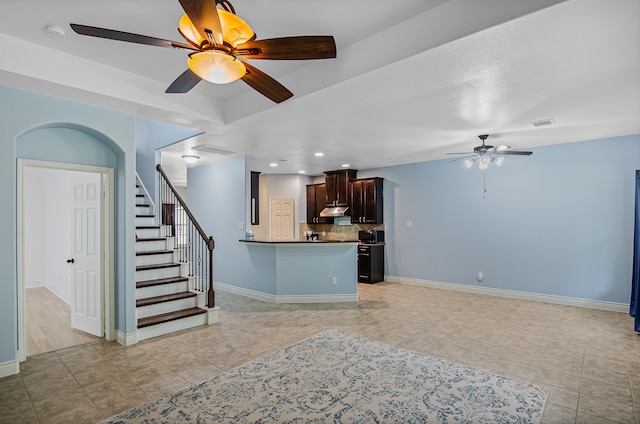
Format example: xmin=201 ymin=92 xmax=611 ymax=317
xmin=306 ymin=183 xmax=331 ymax=224
xmin=350 ymin=177 xmax=383 ymax=224
xmin=324 ymin=169 xmax=357 ymax=207
xmin=250 ymin=171 xmax=260 ymax=225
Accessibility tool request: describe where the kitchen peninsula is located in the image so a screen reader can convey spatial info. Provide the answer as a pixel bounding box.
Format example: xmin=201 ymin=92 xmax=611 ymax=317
xmin=238 ymin=239 xmax=359 ymax=303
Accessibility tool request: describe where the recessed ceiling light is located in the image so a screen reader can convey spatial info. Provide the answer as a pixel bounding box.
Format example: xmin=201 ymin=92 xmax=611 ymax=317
xmin=269 ymin=162 xmax=278 ymax=167
xmin=341 ymin=164 xmax=350 ymax=168
xmin=299 ymin=170 xmax=306 ymax=174
xmin=45 ymin=25 xmax=66 ymax=38
xmin=314 ymin=152 xmax=324 ymax=157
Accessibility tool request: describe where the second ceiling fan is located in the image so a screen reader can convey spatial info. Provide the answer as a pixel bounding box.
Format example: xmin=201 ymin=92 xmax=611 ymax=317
xmin=71 ymin=0 xmax=337 ymax=103
xmin=447 ymin=134 xmax=532 ymax=169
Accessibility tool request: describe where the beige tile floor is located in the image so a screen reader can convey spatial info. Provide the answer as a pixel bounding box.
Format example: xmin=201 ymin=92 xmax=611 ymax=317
xmin=1 ymin=282 xmax=639 ymax=423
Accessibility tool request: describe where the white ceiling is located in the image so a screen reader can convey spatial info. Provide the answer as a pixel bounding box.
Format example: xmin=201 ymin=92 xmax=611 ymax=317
xmin=0 ymin=0 xmax=638 ymax=184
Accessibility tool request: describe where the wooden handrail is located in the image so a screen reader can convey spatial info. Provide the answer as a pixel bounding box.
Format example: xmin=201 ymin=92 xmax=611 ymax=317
xmin=156 ymin=164 xmax=215 ymax=307
xmin=156 ymin=164 xmax=214 ymax=250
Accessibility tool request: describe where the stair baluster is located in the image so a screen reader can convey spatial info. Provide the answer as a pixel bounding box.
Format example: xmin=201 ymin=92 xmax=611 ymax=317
xmin=156 ymin=164 xmax=215 ymax=308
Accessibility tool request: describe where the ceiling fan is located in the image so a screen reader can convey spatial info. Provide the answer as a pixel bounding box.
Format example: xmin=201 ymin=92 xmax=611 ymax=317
xmin=70 ymin=0 xmax=337 ymax=103
xmin=447 ymin=134 xmax=532 ymax=169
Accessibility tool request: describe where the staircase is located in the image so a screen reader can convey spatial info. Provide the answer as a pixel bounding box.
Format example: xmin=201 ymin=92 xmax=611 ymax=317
xmin=135 ymin=179 xmax=217 ymax=341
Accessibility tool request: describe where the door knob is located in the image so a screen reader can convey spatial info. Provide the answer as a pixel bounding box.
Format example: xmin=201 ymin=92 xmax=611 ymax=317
xmin=66 ymin=258 xmax=75 ymax=264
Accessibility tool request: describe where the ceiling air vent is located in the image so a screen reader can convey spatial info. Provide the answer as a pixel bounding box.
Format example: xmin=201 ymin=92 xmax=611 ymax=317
xmin=191 ymin=145 xmax=235 ymax=155
xmin=530 ymin=118 xmax=555 ymax=128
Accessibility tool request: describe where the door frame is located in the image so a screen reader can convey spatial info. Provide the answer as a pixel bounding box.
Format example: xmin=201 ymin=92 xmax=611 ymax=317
xmin=16 ymin=159 xmax=115 ymax=361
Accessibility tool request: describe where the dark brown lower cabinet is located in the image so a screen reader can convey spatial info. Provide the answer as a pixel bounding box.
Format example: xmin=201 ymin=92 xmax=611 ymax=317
xmin=358 ymin=244 xmax=384 ymax=283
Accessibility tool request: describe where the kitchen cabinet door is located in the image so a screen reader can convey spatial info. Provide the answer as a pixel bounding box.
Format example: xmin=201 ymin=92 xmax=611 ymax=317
xmin=324 ymin=169 xmax=357 ymax=207
xmin=306 ymin=183 xmax=330 ymax=224
xmin=351 ymin=177 xmax=383 ymax=224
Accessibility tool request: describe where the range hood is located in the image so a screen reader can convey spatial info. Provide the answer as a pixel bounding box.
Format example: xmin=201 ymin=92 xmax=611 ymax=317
xmin=320 ymin=206 xmax=349 ymax=217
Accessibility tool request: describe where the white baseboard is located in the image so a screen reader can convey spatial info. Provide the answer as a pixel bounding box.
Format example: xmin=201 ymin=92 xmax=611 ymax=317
xmin=0 ymin=360 xmax=20 ymax=378
xmin=215 ymin=283 xmax=277 ymax=303
xmin=386 ymin=275 xmax=629 ymax=313
xmin=117 ymin=330 xmax=138 ymax=346
xmin=215 ymin=283 xmax=358 ymax=304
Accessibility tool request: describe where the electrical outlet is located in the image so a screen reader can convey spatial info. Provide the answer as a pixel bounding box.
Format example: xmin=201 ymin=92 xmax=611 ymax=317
xmin=331 ymin=276 xmax=337 ymax=285
xmin=476 ymin=271 xmax=483 ymax=283
xmin=405 ymin=221 xmax=413 ymax=228
xmin=237 ymin=222 xmax=244 ymax=230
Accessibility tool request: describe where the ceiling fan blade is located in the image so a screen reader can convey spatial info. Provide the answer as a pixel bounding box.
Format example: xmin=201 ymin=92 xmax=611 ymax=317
xmin=165 ymin=69 xmax=202 ymax=93
xmin=241 ymin=62 xmax=293 ymax=103
xmin=496 ymin=150 xmax=533 ymax=156
xmin=70 ymin=24 xmax=195 ymax=50
xmin=235 ymin=36 xmax=336 ymax=60
xmin=179 ymin=0 xmax=223 ymax=45
xmin=447 ymin=155 xmax=474 ymax=163
xmin=446 ymin=152 xmax=474 ymax=155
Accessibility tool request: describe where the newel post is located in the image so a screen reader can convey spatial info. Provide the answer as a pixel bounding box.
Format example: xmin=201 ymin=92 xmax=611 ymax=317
xmin=207 ymin=236 xmax=215 ymax=307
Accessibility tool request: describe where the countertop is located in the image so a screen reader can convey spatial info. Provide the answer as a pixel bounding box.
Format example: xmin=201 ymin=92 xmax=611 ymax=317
xmin=239 ymin=239 xmax=359 ymax=244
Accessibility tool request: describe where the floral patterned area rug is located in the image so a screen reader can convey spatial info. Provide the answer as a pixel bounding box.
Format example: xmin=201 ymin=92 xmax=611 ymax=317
xmin=100 ymin=329 xmax=548 ymax=423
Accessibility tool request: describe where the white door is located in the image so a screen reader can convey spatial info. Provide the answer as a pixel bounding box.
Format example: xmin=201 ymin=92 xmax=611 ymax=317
xmin=70 ymin=175 xmax=103 ymax=336
xmin=270 ymin=197 xmax=295 ymax=241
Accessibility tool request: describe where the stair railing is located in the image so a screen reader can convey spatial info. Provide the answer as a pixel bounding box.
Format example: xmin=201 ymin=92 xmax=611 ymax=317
xmin=156 ymin=164 xmax=215 ymax=308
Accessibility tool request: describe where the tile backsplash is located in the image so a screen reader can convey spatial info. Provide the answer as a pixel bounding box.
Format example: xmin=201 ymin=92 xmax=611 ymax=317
xmin=299 ymin=222 xmax=385 ymax=241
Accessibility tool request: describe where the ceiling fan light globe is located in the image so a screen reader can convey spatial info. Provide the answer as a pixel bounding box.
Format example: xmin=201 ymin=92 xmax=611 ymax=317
xmin=218 ymin=9 xmax=254 ymax=47
xmin=188 ymin=51 xmax=246 ymax=84
xmin=464 ymin=159 xmax=474 ymax=169
xmin=494 ymin=157 xmax=504 ymax=166
xmin=179 ymin=14 xmax=205 ymax=47
xmin=478 ymin=155 xmax=491 ymax=170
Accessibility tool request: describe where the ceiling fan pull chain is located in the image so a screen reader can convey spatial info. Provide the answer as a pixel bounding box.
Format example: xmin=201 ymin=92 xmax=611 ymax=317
xmin=483 ymin=172 xmax=487 ymax=199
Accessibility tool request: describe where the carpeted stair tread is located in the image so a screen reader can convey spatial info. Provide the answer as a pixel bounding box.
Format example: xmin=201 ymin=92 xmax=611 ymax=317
xmin=136 ymin=276 xmax=189 ymax=288
xmin=136 ymin=263 xmax=180 ymax=271
xmin=137 ymin=307 xmax=206 ymax=328
xmin=136 ymin=291 xmax=197 ymax=307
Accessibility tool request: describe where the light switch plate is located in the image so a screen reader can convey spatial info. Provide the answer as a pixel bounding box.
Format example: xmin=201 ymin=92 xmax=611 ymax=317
xmin=237 ymin=222 xmax=244 ymax=230
xmin=405 ymin=221 xmax=413 ymax=228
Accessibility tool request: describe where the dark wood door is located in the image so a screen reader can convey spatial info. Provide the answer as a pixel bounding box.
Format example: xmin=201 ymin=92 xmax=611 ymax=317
xmin=362 ymin=178 xmax=382 ymax=223
xmin=351 ymin=178 xmax=383 ymax=224
xmin=306 ymin=183 xmax=329 ymax=224
xmin=324 ymin=169 xmax=356 ymax=207
xmin=351 ymin=180 xmax=365 ymax=222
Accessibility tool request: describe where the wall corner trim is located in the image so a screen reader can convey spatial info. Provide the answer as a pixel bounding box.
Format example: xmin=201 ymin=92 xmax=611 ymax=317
xmin=0 ymin=360 xmax=20 ymax=378
xmin=117 ymin=330 xmax=138 ymax=346
xmin=386 ymin=275 xmax=629 ymax=313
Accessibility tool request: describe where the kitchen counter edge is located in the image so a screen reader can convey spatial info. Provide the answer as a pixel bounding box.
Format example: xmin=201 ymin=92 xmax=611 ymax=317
xmin=239 ymin=239 xmax=359 ymax=244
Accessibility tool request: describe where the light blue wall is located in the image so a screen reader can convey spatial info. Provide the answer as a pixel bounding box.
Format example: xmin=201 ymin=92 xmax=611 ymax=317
xmin=359 ymin=134 xmax=640 ymax=304
xmin=274 ymin=244 xmax=357 ymax=295
xmin=187 ymin=157 xmax=269 ymax=291
xmin=135 ymin=118 xmax=200 ymax=207
xmin=0 ymin=85 xmax=137 ymax=365
xmin=188 ymin=134 xmax=639 ymax=306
